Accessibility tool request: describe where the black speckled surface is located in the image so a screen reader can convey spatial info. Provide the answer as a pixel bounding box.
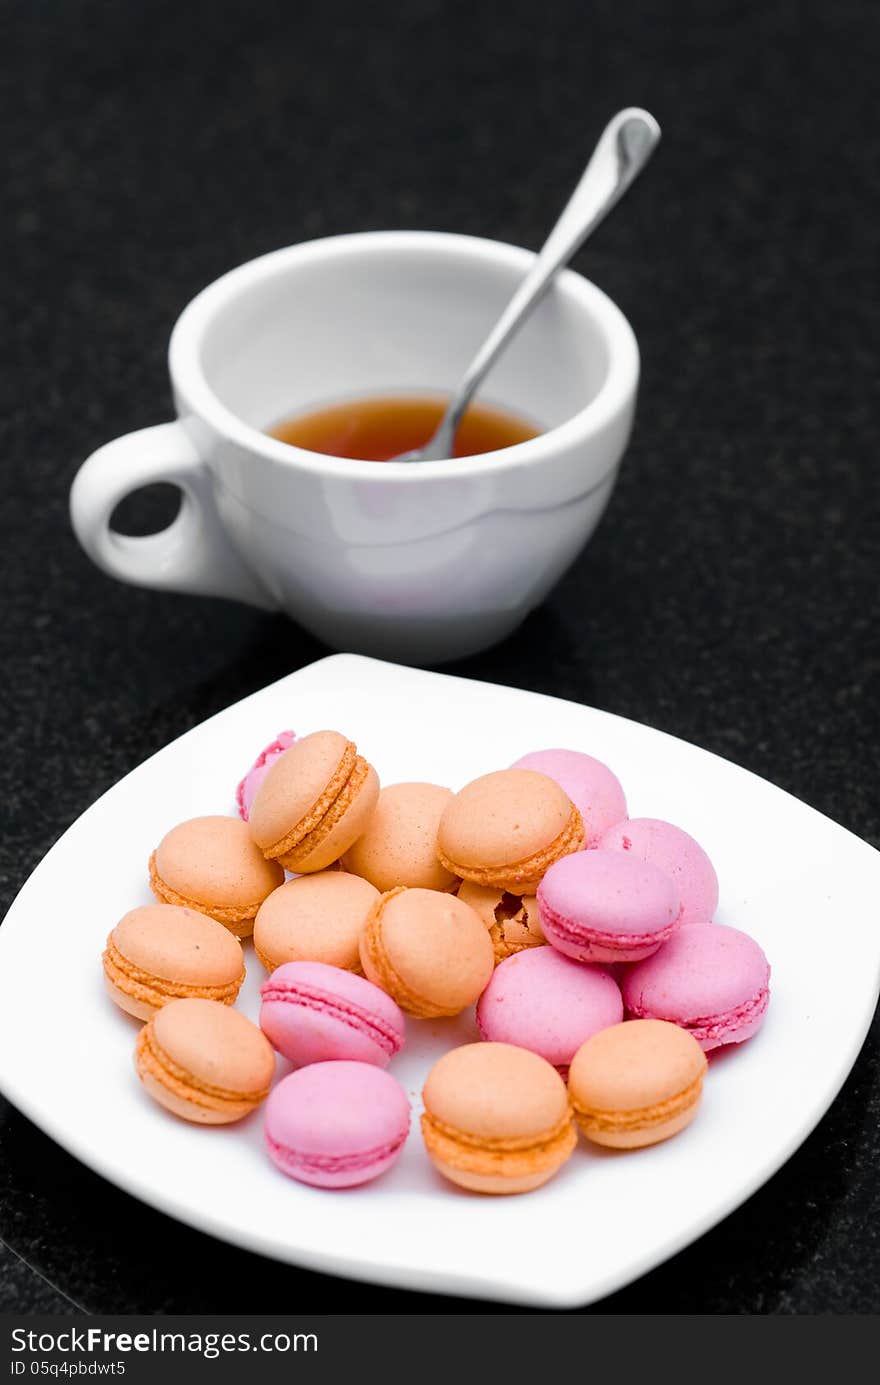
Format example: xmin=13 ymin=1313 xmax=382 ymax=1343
xmin=1 ymin=0 xmax=878 ymax=1315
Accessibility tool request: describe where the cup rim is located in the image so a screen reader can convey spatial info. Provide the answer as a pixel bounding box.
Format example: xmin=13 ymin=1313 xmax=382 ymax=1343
xmin=168 ymin=230 xmax=639 ymax=482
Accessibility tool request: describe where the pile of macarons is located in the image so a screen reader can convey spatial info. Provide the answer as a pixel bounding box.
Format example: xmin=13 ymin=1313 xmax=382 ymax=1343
xmin=101 ymin=727 xmax=771 ymax=1195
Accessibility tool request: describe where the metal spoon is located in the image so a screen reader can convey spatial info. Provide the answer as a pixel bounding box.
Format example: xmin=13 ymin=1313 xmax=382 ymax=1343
xmin=395 ymin=107 xmax=661 ymax=463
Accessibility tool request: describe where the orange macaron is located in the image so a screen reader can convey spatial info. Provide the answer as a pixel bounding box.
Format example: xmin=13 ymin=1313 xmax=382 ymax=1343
xmin=456 ymin=881 xmax=545 ymax=964
xmin=249 ymin=730 xmax=380 ymax=873
xmin=421 ymin=1042 xmax=577 ymax=1194
xmin=341 ymin=782 xmax=458 ymax=893
xmin=253 ymin=870 xmax=379 ymax=973
xmin=149 ymin=815 xmax=283 ymax=937
xmin=437 ymin=769 xmax=584 ymax=895
xmin=568 ymin=1019 xmax=708 ymax=1149
xmin=135 ymin=997 xmax=275 ymax=1125
xmin=103 ymin=903 xmax=246 ymax=1020
xmin=359 ymin=886 xmax=494 ymax=1018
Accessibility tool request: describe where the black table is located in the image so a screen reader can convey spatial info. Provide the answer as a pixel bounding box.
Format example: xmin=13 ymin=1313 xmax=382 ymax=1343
xmin=1 ymin=0 xmax=878 ymax=1314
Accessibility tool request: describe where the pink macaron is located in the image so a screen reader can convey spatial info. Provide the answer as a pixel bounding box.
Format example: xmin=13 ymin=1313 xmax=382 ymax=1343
xmin=476 ymin=946 xmax=623 ymax=1074
xmin=260 ymin=961 xmax=405 ymax=1068
xmin=265 ymin=1061 xmax=410 ymax=1188
xmin=511 ymin=749 xmax=627 ymax=847
xmin=621 ymin=923 xmax=770 ymax=1051
xmin=538 ymin=850 xmax=681 ymax=963
xmin=596 ymin=817 xmax=718 ymax=927
xmin=236 ymin=731 xmax=296 ymax=821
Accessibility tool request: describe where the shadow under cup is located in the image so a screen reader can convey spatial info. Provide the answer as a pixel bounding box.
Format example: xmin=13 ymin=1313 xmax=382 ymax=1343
xmin=141 ymin=234 xmax=640 ymax=663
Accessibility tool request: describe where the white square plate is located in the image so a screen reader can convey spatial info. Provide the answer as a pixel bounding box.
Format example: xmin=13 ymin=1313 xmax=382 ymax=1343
xmin=1 ymin=654 xmax=878 ymax=1308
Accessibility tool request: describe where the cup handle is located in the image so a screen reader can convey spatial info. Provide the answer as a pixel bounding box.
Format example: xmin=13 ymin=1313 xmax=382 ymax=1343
xmin=69 ymin=421 xmax=274 ymax=608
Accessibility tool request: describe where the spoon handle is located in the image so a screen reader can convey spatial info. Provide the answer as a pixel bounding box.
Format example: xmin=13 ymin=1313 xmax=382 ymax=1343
xmin=422 ymin=108 xmax=661 ymax=461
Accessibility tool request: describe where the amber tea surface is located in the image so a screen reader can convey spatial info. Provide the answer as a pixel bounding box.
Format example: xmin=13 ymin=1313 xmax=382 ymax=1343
xmin=269 ymin=394 xmax=540 ymax=462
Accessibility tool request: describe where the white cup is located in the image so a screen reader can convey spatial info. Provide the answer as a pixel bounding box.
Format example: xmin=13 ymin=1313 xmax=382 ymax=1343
xmin=70 ymin=231 xmax=639 ymax=664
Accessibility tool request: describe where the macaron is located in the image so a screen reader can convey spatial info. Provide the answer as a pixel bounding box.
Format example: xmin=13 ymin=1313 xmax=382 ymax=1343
xmin=236 ymin=730 xmax=296 ymax=821
xmin=253 ymin=870 xmax=379 ymax=973
xmin=260 ymin=960 xmax=405 ymax=1068
xmin=249 ymin=730 xmax=380 ymax=873
xmin=538 ymin=849 xmax=681 ymax=963
xmin=135 ymin=997 xmax=275 ymax=1125
xmin=476 ymin=946 xmax=623 ymax=1073
xmin=421 ymin=1042 xmax=577 ymax=1194
xmin=265 ymin=1061 xmax=410 ymax=1188
xmin=359 ymin=886 xmax=494 ymax=1018
xmin=511 ymin=749 xmax=627 ymax=847
xmin=596 ymin=817 xmax=719 ymax=927
xmin=456 ymin=881 xmax=545 ymax=963
xmin=621 ymin=923 xmax=770 ymax=1051
xmin=103 ymin=903 xmax=245 ymax=1020
xmin=341 ymin=782 xmax=458 ymax=893
xmin=568 ymin=1019 xmax=708 ymax=1148
xmin=149 ymin=815 xmax=284 ymax=938
xmin=437 ymin=769 xmax=584 ymax=895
